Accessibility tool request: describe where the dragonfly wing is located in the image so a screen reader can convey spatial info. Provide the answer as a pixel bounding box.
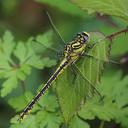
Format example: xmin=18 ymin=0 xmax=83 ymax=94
xmin=73 ymin=32 xmax=111 ymax=97
xmin=54 ymin=67 xmax=90 ymax=122
xmin=72 ymin=64 xmax=102 ymax=98
xmin=31 ymin=30 xmax=63 ymax=62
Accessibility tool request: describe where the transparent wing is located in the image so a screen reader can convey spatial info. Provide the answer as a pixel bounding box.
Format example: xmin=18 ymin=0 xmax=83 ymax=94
xmin=31 ymin=11 xmax=67 ymax=63
xmin=31 ymin=30 xmax=64 ymax=62
xmin=73 ymin=64 xmax=102 ymax=98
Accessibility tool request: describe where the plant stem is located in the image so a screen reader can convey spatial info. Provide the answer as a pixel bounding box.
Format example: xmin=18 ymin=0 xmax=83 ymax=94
xmin=99 ymin=121 xmax=105 ymax=128
xmin=106 ymin=27 xmax=128 ymax=41
xmin=20 ymin=80 xmax=26 ymax=93
xmin=95 ymin=27 xmax=128 ymax=45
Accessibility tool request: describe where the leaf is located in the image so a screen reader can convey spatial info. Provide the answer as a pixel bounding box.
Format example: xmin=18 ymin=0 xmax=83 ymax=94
xmin=35 ymin=30 xmax=54 ymax=49
xmin=78 ymin=71 xmax=128 ymax=128
xmin=2 ymin=30 xmax=15 ymax=58
xmin=36 ymin=111 xmax=62 ymax=128
xmin=100 ymin=71 xmax=128 ymax=127
xmin=8 ymin=91 xmax=34 ymax=112
xmin=1 ymin=76 xmax=18 ymax=97
xmin=78 ymin=97 xmax=119 ymax=121
xmin=70 ymin=0 xmax=128 ymax=22
xmin=37 ymin=91 xmax=59 ymax=112
xmin=14 ymin=31 xmax=56 ymax=77
xmin=14 ymin=31 xmax=57 ymax=69
xmin=114 ymin=76 xmax=128 ymax=107
xmin=10 ymin=92 xmax=62 ymax=128
xmin=69 ymin=116 xmax=90 ymax=128
xmin=0 ymin=31 xmax=15 ymax=70
xmin=0 ymin=30 xmax=57 ymax=98
xmin=13 ymin=41 xmax=28 ymax=64
xmin=10 ymin=111 xmax=62 ymax=128
xmin=31 ymin=30 xmax=59 ymax=61
xmin=16 ymin=64 xmax=32 ymax=81
xmin=10 ymin=115 xmax=37 ymax=128
xmin=55 ymin=32 xmax=111 ymax=122
xmin=36 ymin=0 xmax=85 ymax=17
xmin=27 ymin=56 xmax=56 ymax=69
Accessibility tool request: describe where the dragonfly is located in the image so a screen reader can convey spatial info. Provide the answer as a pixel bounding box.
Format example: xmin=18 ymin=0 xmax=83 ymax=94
xmin=18 ymin=11 xmax=119 ymax=121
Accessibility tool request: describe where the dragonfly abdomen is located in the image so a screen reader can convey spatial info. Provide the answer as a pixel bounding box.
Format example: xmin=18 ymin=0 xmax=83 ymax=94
xmin=19 ymin=59 xmax=69 ymax=121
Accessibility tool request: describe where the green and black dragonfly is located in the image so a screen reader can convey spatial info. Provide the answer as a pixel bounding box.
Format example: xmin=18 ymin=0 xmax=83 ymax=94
xmin=18 ymin=12 xmax=119 ymax=121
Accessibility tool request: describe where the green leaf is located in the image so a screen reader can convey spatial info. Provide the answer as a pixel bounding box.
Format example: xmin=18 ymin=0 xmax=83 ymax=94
xmin=36 ymin=0 xmax=85 ymax=17
xmin=38 ymin=91 xmax=59 ymax=112
xmin=14 ymin=31 xmax=56 ymax=68
xmin=69 ymin=116 xmax=90 ymax=128
xmin=0 ymin=31 xmax=15 ymax=70
xmin=0 ymin=30 xmax=57 ymax=98
xmin=13 ymin=41 xmax=28 ymax=64
xmin=1 ymin=76 xmax=18 ymax=97
xmin=2 ymin=31 xmax=15 ymax=58
xmin=78 ymin=71 xmax=128 ymax=128
xmin=16 ymin=64 xmax=31 ymax=81
xmin=114 ymin=76 xmax=128 ymax=107
xmin=10 ymin=92 xmax=62 ymax=128
xmin=32 ymin=30 xmax=59 ymax=61
xmin=78 ymin=97 xmax=119 ymax=121
xmin=36 ymin=111 xmax=62 ymax=128
xmin=10 ymin=111 xmax=62 ymax=128
xmin=100 ymin=72 xmax=128 ymax=127
xmin=70 ymin=0 xmax=128 ymax=22
xmin=8 ymin=91 xmax=34 ymax=112
xmin=10 ymin=115 xmax=37 ymax=128
xmin=55 ymin=32 xmax=111 ymax=122
xmin=27 ymin=56 xmax=56 ymax=69
xmin=35 ymin=30 xmax=54 ymax=48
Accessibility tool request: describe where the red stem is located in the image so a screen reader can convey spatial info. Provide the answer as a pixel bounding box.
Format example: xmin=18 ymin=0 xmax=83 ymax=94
xmin=106 ymin=27 xmax=128 ymax=41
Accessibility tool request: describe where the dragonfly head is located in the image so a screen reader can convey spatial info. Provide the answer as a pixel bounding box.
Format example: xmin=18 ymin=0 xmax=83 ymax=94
xmin=76 ymin=32 xmax=89 ymax=44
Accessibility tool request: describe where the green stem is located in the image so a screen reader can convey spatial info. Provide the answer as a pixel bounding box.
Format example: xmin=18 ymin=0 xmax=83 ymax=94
xmin=99 ymin=121 xmax=105 ymax=128
xmin=20 ymin=80 xmax=26 ymax=93
xmin=61 ymin=123 xmax=68 ymax=128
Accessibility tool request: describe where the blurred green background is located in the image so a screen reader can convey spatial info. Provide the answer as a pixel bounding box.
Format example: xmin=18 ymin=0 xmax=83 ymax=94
xmin=0 ymin=0 xmax=128 ymax=128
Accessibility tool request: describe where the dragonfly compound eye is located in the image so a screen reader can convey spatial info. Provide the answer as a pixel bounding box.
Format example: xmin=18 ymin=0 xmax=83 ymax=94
xmin=82 ymin=32 xmax=89 ymax=43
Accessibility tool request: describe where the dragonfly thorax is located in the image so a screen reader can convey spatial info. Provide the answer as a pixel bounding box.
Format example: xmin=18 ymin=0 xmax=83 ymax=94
xmin=64 ymin=32 xmax=89 ymax=64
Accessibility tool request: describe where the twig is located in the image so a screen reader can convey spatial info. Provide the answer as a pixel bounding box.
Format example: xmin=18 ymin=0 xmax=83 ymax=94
xmin=106 ymin=27 xmax=128 ymax=41
xmin=94 ymin=27 xmax=128 ymax=46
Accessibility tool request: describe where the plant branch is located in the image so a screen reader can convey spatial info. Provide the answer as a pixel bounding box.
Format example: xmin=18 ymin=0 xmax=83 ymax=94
xmin=106 ymin=27 xmax=128 ymax=41
xmin=94 ymin=27 xmax=128 ymax=46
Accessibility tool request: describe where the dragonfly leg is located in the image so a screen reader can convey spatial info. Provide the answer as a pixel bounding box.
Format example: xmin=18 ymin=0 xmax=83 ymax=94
xmin=55 ymin=51 xmax=64 ymax=63
xmin=81 ymin=52 xmax=120 ymax=65
xmin=57 ymin=51 xmax=64 ymax=57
